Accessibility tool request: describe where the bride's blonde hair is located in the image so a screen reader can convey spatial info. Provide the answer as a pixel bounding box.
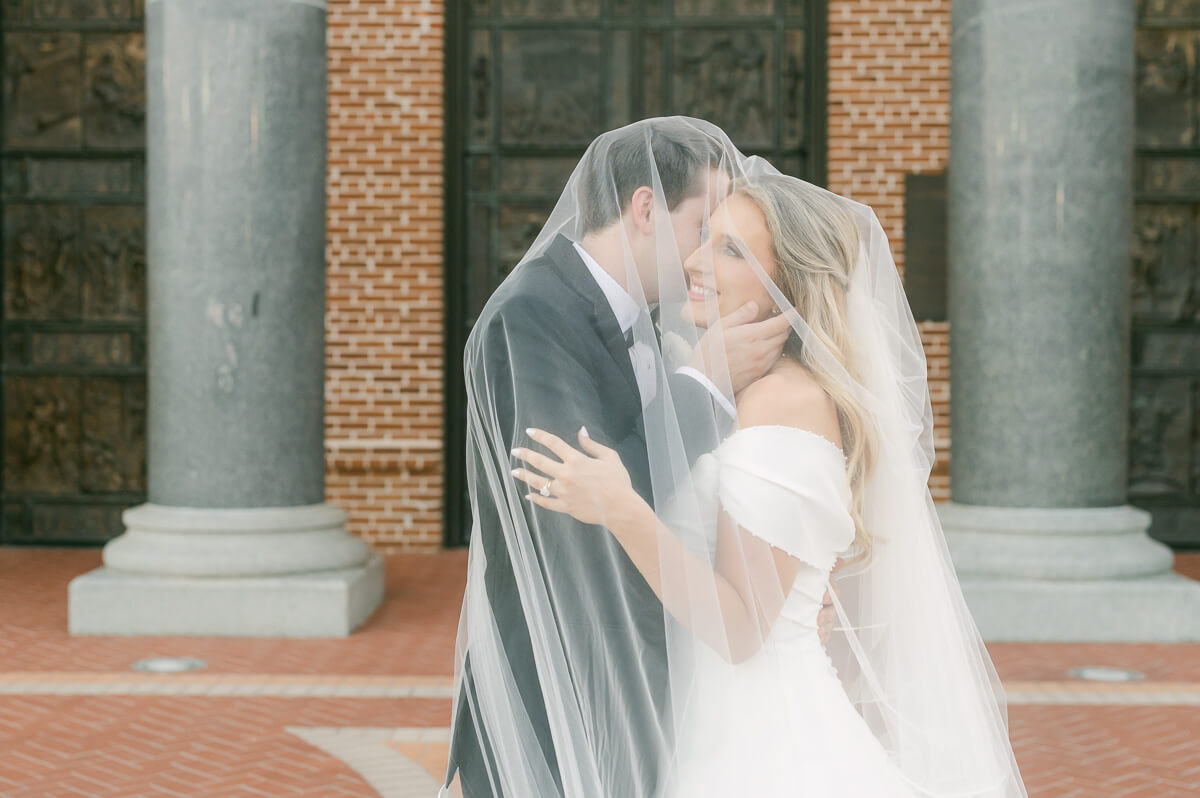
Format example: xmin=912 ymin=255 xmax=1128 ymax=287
xmin=733 ymin=175 xmax=878 ymax=566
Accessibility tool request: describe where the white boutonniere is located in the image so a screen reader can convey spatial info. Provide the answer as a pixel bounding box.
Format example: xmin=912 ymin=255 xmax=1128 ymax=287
xmin=660 ymin=330 xmax=694 ymax=373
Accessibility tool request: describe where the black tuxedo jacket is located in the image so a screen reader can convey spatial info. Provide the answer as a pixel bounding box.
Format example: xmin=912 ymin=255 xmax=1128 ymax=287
xmin=445 ymin=235 xmax=727 ymax=797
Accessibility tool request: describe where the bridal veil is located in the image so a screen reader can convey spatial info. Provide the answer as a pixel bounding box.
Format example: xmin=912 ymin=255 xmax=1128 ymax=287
xmin=442 ymin=116 xmax=1026 ymax=798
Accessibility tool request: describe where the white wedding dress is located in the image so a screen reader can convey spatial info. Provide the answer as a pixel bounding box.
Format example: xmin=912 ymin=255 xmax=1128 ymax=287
xmin=662 ymin=425 xmax=917 ymax=798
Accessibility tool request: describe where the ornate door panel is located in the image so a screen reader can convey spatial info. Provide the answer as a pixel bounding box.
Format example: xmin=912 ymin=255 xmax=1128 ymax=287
xmin=1132 ymin=1 xmax=1200 ymax=547
xmin=1 ymin=1 xmax=147 ymax=544
xmin=444 ymin=1 xmax=827 ymax=544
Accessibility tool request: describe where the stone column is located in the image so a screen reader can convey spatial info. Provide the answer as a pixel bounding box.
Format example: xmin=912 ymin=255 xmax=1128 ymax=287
xmin=940 ymin=0 xmax=1200 ymax=641
xmin=69 ymin=0 xmax=383 ymax=636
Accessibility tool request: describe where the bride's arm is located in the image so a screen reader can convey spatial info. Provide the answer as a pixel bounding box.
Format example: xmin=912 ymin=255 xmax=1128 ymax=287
xmin=514 ymin=376 xmax=840 ymax=664
xmin=608 ymin=486 xmax=802 ymax=664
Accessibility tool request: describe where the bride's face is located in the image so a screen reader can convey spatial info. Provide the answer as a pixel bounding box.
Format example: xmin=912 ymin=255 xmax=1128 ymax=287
xmin=681 ymin=192 xmax=777 ymax=327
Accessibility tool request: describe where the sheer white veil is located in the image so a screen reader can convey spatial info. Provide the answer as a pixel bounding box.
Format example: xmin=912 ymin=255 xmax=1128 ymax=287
xmin=442 ymin=116 xmax=1026 ymax=798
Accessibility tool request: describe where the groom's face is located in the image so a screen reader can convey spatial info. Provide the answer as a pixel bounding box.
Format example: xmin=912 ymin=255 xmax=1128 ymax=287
xmin=668 ymin=167 xmax=732 ymax=267
xmin=626 ymin=167 xmax=729 ymax=304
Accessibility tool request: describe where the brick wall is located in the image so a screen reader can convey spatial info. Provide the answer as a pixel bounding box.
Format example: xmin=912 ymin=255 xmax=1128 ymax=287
xmin=324 ymin=0 xmax=956 ymax=550
xmin=325 ymin=0 xmax=446 ymax=551
xmin=826 ymin=0 xmax=953 ymax=500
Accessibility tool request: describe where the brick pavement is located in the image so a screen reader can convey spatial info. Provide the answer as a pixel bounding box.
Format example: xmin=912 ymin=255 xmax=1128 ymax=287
xmin=0 ymin=549 xmax=464 ymax=676
xmin=1 ymin=546 xmax=1198 ymax=796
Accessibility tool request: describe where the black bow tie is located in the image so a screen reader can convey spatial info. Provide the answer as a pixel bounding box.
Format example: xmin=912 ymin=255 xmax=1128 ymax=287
xmin=623 ymin=327 xmax=636 ymax=349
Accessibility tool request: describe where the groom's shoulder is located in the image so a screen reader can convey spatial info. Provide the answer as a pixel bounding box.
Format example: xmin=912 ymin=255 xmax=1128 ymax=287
xmin=478 ymin=251 xmax=581 ymax=328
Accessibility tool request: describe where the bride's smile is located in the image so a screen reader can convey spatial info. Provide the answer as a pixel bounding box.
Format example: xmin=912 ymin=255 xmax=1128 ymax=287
xmin=686 ymin=278 xmax=716 ymax=302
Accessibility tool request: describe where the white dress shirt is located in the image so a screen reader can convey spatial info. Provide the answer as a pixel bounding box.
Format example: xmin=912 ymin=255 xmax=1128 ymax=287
xmin=574 ymin=242 xmax=735 ymax=418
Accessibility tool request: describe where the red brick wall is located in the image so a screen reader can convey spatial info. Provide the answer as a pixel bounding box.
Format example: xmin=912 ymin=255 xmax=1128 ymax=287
xmin=324 ymin=0 xmax=955 ymax=550
xmin=826 ymin=0 xmax=953 ymax=500
xmin=325 ymin=0 xmax=446 ymax=551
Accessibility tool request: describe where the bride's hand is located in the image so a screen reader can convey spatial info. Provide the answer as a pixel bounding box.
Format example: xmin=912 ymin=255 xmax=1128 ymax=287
xmin=512 ymin=427 xmax=643 ymax=528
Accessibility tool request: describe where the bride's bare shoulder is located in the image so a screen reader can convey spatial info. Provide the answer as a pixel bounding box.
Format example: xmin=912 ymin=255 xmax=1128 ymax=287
xmin=735 ymin=364 xmax=842 ymax=447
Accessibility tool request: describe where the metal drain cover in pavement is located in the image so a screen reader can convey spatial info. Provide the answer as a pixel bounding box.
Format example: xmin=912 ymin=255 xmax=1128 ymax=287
xmin=132 ymin=657 xmax=207 ymax=673
xmin=1067 ymin=666 xmax=1145 ymax=683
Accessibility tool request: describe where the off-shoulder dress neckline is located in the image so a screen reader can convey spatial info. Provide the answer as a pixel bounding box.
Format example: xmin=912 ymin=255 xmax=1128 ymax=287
xmin=725 ymin=424 xmax=848 ymax=463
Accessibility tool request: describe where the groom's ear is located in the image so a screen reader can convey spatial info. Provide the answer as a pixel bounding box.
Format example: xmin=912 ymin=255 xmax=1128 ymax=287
xmin=628 ymin=185 xmax=656 ymax=235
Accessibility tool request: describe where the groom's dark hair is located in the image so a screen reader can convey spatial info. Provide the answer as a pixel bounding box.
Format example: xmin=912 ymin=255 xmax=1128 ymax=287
xmin=578 ymin=120 xmax=727 ymax=234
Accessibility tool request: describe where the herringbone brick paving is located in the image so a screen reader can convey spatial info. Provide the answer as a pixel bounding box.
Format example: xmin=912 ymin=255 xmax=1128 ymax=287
xmin=1008 ymin=705 xmax=1200 ymax=798
xmin=0 ymin=549 xmax=463 ymax=676
xmin=1 ymin=546 xmax=1198 ymax=796
xmin=0 ymin=695 xmax=438 ymax=797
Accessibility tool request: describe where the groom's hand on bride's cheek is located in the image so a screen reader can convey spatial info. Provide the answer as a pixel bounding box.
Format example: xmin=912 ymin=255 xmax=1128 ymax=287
xmin=689 ymin=301 xmax=792 ymax=394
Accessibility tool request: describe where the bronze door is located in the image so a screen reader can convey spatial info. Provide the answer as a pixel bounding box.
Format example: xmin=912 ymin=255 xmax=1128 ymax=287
xmin=1132 ymin=0 xmax=1200 ymax=544
xmin=444 ymin=0 xmax=828 ymax=545
xmin=1132 ymin=2 xmax=1200 ymax=547
xmin=2 ymin=1 xmax=147 ymax=544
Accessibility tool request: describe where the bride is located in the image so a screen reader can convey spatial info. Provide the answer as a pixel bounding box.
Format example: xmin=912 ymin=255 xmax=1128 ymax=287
xmin=446 ymin=117 xmax=1026 ymax=798
xmin=511 ymin=172 xmax=1027 ymax=796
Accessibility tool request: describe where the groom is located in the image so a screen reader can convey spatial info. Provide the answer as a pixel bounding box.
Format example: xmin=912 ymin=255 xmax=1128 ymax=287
xmin=444 ymin=120 xmax=805 ymax=797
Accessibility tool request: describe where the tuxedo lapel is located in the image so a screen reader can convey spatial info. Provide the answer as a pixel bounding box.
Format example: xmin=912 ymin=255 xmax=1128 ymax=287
xmin=543 ymin=235 xmax=641 ymax=402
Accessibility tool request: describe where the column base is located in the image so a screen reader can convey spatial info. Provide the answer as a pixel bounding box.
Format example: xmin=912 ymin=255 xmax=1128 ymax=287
xmin=102 ymin=503 xmax=374 ymax=577
xmin=939 ymin=502 xmax=1200 ymax=641
xmin=69 ymin=551 xmax=384 ymax=637
xmin=954 ymin=573 xmax=1200 ymax=642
